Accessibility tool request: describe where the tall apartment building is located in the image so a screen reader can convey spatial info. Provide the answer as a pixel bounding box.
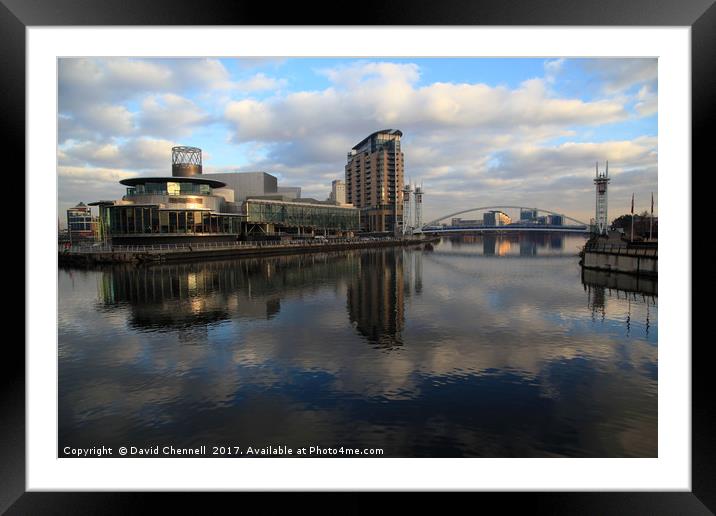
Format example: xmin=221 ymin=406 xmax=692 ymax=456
xmin=345 ymin=129 xmax=404 ymax=233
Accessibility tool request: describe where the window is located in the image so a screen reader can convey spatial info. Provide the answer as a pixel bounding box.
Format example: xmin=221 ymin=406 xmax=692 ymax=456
xmin=126 ymin=208 xmax=134 ymax=233
xmin=143 ymin=208 xmax=152 ymax=233
xmin=159 ymin=211 xmax=169 ymax=233
xmin=167 ymin=182 xmax=180 ymax=196
xmin=151 ymin=209 xmax=159 ymax=233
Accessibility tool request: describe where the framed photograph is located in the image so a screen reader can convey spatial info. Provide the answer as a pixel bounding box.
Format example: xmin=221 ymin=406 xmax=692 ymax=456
xmin=6 ymin=0 xmax=709 ymax=510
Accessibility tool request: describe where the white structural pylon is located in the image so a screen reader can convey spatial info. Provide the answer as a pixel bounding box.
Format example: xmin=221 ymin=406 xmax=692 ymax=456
xmin=402 ymin=182 xmax=413 ymax=235
xmin=414 ymin=182 xmax=423 ymax=230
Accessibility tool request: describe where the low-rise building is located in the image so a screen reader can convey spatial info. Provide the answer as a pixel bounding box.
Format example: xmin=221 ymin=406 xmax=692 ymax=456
xmin=244 ymin=198 xmax=360 ymax=238
xmin=66 ymin=202 xmax=98 ymax=241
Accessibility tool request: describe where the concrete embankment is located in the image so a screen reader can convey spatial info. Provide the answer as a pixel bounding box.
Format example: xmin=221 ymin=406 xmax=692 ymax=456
xmin=58 ymin=238 xmax=436 ymax=266
xmin=580 ymin=242 xmax=657 ymax=277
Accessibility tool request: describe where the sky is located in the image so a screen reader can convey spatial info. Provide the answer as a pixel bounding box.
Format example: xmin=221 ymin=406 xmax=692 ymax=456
xmin=58 ymin=57 xmax=657 ymax=225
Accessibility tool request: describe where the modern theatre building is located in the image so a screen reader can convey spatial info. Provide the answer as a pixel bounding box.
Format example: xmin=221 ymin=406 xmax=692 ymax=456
xmin=91 ymin=146 xmax=360 ymax=245
xmin=92 ymin=146 xmax=244 ymax=245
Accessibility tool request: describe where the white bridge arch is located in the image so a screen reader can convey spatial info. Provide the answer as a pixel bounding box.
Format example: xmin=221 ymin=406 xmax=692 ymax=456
xmin=418 ymin=205 xmax=588 ymax=230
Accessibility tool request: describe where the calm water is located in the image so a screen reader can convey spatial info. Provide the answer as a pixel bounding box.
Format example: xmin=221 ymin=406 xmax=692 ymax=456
xmin=58 ymin=233 xmax=657 ymax=457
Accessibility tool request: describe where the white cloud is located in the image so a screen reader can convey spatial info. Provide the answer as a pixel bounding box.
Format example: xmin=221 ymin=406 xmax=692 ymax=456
xmin=60 ymin=137 xmax=178 ymax=171
xmin=634 ymin=85 xmax=658 ymax=117
xmin=225 ymin=63 xmax=627 ymax=145
xmin=232 ymin=73 xmax=287 ymax=92
xmin=137 ymin=94 xmax=210 ymax=138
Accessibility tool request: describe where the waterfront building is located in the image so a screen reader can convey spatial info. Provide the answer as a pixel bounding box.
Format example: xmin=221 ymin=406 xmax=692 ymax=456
xmin=345 ymin=129 xmax=405 ymax=233
xmin=105 ymin=175 xmax=243 ymax=244
xmin=92 ymin=146 xmax=360 ymax=244
xmin=483 ymin=210 xmax=512 ymax=226
xmin=451 ymin=218 xmax=482 ymax=227
xmin=244 ymin=198 xmax=360 ymax=238
xmin=66 ymin=202 xmax=98 ymax=241
xmin=520 ymin=209 xmax=538 ymax=222
xmin=548 ymin=214 xmax=564 ymax=226
xmin=92 ymin=146 xmax=244 ymax=245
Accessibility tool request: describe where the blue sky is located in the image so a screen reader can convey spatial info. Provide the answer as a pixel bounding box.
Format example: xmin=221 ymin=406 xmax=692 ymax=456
xmin=58 ymin=57 xmax=657 ymax=223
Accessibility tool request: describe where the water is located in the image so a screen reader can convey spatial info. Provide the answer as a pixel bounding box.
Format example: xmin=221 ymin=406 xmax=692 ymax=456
xmin=58 ymin=233 xmax=657 ymax=457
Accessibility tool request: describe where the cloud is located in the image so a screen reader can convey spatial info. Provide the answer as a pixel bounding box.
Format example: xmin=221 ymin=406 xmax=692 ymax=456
xmin=137 ymin=94 xmax=210 ymax=138
xmin=59 ymin=103 xmax=135 ymax=143
xmin=60 ymin=137 xmax=178 ymax=171
xmin=634 ymin=85 xmax=658 ymax=117
xmin=232 ymin=73 xmax=287 ymax=92
xmin=225 ymin=63 xmax=627 ymax=144
xmin=579 ymin=58 xmax=657 ymax=94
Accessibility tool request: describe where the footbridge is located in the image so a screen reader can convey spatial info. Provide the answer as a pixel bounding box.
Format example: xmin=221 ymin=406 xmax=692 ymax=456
xmin=413 ymin=206 xmax=589 ymax=234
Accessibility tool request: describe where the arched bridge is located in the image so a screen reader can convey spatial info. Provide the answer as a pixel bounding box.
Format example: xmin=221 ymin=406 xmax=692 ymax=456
xmin=414 ymin=206 xmax=589 ymax=234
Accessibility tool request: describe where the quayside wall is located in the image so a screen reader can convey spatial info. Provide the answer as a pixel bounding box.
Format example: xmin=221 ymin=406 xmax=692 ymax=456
xmin=58 ymin=238 xmax=435 ymax=266
xmin=581 ymin=242 xmax=657 ymax=277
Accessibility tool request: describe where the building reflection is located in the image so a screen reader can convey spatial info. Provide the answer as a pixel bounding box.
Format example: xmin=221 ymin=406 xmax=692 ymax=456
xmin=95 ymin=248 xmax=421 ymax=348
xmin=96 ymin=253 xmax=359 ymax=332
xmin=346 ymin=249 xmax=421 ymax=348
xmin=446 ymin=233 xmax=570 ymax=257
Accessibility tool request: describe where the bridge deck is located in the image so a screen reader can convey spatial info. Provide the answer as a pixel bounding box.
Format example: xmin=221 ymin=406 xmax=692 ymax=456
xmin=418 ymin=225 xmax=588 ymax=233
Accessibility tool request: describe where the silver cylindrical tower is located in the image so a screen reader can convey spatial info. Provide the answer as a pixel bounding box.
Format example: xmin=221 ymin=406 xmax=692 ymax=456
xmin=172 ymin=146 xmax=203 ymax=177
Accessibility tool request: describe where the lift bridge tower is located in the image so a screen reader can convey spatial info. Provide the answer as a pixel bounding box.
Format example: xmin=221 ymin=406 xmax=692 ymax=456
xmin=402 ymin=183 xmax=413 ymax=236
xmin=594 ymin=161 xmax=610 ymax=235
xmin=414 ymin=183 xmax=424 ymax=230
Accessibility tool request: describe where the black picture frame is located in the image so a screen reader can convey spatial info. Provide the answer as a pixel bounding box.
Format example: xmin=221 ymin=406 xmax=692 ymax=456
xmin=4 ymin=0 xmax=708 ymax=511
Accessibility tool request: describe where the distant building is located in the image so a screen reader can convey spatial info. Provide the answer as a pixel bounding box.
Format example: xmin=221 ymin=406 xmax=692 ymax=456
xmin=483 ymin=210 xmax=511 ymax=226
xmin=548 ymin=214 xmax=564 ymax=226
xmin=66 ymin=202 xmax=98 ymax=241
xmin=520 ymin=209 xmax=538 ymax=222
xmin=277 ymin=186 xmax=301 ymax=200
xmin=329 ymin=179 xmax=347 ymax=205
xmin=451 ymin=218 xmax=482 ymax=227
xmin=345 ymin=129 xmax=404 ymax=233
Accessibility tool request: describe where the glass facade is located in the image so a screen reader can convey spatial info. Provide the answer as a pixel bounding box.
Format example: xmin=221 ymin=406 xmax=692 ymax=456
xmin=108 ymin=206 xmax=241 ymax=236
xmin=126 ymin=181 xmax=212 ymax=197
xmin=246 ymin=200 xmax=360 ymax=231
xmin=67 ymin=210 xmax=94 ymax=231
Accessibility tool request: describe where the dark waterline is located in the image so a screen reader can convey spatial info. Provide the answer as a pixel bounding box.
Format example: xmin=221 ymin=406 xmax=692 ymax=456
xmin=58 ymin=233 xmax=657 ymax=457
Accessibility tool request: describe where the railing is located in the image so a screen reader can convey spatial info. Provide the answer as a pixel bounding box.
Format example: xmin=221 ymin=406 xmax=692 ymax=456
xmin=59 ymin=236 xmax=418 ymax=255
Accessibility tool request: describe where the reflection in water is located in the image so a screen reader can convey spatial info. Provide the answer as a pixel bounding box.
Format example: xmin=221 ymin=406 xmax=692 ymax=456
xmin=582 ymin=268 xmax=657 ymax=338
xmin=59 ymin=233 xmax=657 ymax=457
